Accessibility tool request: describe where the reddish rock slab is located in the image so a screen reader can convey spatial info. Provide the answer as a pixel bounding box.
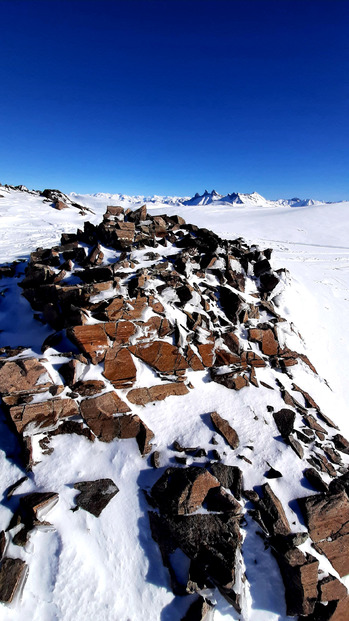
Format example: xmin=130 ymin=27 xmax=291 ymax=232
xmin=0 ymin=358 xmax=54 ymax=396
xmin=9 ymin=398 xmax=79 ymax=434
xmin=71 ymin=380 xmax=106 ymax=397
xmin=197 ymin=343 xmax=215 ymax=367
xmin=0 ymin=558 xmax=27 ymax=603
xmin=104 ymin=320 xmax=136 ymax=345
xmin=127 ymin=383 xmax=189 ymax=405
xmin=103 ymin=346 xmax=137 ymax=388
xmin=151 ymin=467 xmax=220 ymax=515
xmin=129 ymin=341 xmax=189 ymax=374
xmin=80 ymin=391 xmax=130 ymax=433
xmin=68 ymin=324 xmax=109 ymax=364
xmin=252 ymin=327 xmax=279 ymax=356
xmin=186 ymin=346 xmax=205 ymax=371
xmin=210 ymin=411 xmax=239 ymax=449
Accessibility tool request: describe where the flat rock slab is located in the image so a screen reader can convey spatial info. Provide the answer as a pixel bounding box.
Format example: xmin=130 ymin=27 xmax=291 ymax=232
xmin=74 ymin=479 xmax=119 ymax=517
xmin=273 ymin=408 xmax=296 ymax=438
xmin=129 ymin=341 xmax=189 ymax=374
xmin=127 ymin=382 xmax=189 ymax=405
xmin=0 ymin=358 xmax=54 ymax=396
xmin=0 ymin=557 xmax=27 ymax=603
xmin=9 ymin=398 xmax=79 ymax=434
xmin=210 ymin=411 xmax=239 ymax=449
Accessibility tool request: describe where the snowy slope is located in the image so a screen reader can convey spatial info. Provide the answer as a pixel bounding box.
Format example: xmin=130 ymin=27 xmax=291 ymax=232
xmin=0 ymin=185 xmax=348 ymax=621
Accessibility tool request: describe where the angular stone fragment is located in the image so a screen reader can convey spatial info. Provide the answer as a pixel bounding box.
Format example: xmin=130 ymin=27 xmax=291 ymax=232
xmin=186 ymin=346 xmax=205 ymax=371
xmin=209 ymin=464 xmax=243 ymax=499
xmin=129 ymin=341 xmax=189 ymax=374
xmin=0 ymin=358 xmax=54 ymax=396
xmin=127 ymin=382 xmax=189 ymax=405
xmin=204 ymin=487 xmax=242 ymax=514
xmin=68 ymin=324 xmax=109 ymax=364
xmin=71 ymin=380 xmax=105 ymax=397
xmin=210 ymin=411 xmax=239 ymax=449
xmin=273 ymin=408 xmax=296 ymax=438
xmin=0 ymin=558 xmax=27 ymax=603
xmin=303 ymin=468 xmax=329 ymax=493
xmin=249 ymin=327 xmax=279 ymax=356
xmin=74 ymin=479 xmax=119 ymax=517
xmin=332 ymin=434 xmax=349 ymax=455
xmin=197 ymin=343 xmax=215 ymax=367
xmin=9 ymin=398 xmax=79 ymax=434
xmin=151 ymin=467 xmax=220 ymax=515
xmin=103 ymin=346 xmax=137 ymax=388
xmin=258 ymin=483 xmax=291 ymax=537
xmin=15 ymin=492 xmax=59 ymax=527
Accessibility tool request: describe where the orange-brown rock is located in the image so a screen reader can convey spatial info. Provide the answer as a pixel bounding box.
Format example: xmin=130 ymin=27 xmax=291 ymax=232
xmin=249 ymin=327 xmax=279 ymax=356
xmin=299 ymin=491 xmax=349 ymax=577
xmin=72 ymin=380 xmax=106 ymax=397
xmin=80 ymin=391 xmax=130 ymax=440
xmin=0 ymin=358 xmax=54 ymax=396
xmin=319 ymin=575 xmax=348 ymax=602
xmin=151 ymin=466 xmax=220 ymax=515
xmin=197 ymin=342 xmax=215 ymax=367
xmin=9 ymin=398 xmax=79 ymax=434
xmin=241 ymin=351 xmax=266 ymax=368
xmin=222 ymin=331 xmax=241 ymax=355
xmin=104 ymin=320 xmax=136 ymax=345
xmin=214 ymin=349 xmax=241 ymax=367
xmin=129 ymin=341 xmax=189 ymax=374
xmin=186 ymin=346 xmax=205 ymax=371
xmin=68 ymin=324 xmax=109 ymax=364
xmin=127 ymin=383 xmax=189 ymax=405
xmin=103 ymin=346 xmax=137 ymax=388
xmin=210 ymin=411 xmax=239 ymax=449
xmin=137 ymin=316 xmax=172 ymax=340
xmin=149 ymin=295 xmax=164 ymax=314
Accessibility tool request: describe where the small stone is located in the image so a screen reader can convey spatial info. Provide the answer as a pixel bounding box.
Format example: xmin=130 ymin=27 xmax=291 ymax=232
xmin=210 ymin=411 xmax=239 ymax=450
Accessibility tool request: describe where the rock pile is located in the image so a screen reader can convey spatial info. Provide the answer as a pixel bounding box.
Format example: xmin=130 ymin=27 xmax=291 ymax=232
xmin=0 ymin=203 xmax=348 ymax=617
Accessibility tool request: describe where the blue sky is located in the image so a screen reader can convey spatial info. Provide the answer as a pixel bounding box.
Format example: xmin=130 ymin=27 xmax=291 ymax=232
xmin=0 ymin=0 xmax=348 ymax=200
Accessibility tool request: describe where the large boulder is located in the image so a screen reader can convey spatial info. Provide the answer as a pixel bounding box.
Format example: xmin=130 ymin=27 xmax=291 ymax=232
xmin=151 ymin=467 xmax=220 ymax=515
xmin=9 ymin=398 xmax=79 ymax=434
xmin=73 ymin=479 xmax=119 ymax=517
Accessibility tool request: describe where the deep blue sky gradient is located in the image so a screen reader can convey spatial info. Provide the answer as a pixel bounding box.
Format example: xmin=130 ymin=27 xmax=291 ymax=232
xmin=0 ymin=0 xmax=348 ymax=200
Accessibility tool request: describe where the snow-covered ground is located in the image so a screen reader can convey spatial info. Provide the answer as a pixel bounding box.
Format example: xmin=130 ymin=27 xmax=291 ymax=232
xmin=0 ymin=186 xmax=348 ymax=620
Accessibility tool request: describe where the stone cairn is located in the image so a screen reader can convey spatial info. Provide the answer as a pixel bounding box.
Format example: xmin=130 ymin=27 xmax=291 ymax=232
xmin=0 ymin=203 xmax=348 ymax=619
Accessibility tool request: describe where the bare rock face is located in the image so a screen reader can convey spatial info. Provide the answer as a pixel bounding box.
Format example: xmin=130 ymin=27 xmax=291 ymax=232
xmin=149 ymin=511 xmax=242 ymax=592
xmin=274 ymin=548 xmax=319 ymax=616
xmin=73 ymin=479 xmax=119 ymax=517
xmin=319 ymin=575 xmax=348 ymax=603
xmin=0 ymin=358 xmax=54 ymax=396
xmin=299 ymin=491 xmax=349 ymax=577
xmin=10 ymin=492 xmax=59 ymax=529
xmin=9 ymin=398 xmax=79 ymax=434
xmin=210 ymin=411 xmax=239 ymax=449
xmin=103 ymin=346 xmax=137 ymax=388
xmin=151 ymin=467 xmax=220 ymax=515
xmin=71 ymin=379 xmax=106 ymax=397
xmin=129 ymin=341 xmax=189 ymax=374
xmin=127 ymin=382 xmax=189 ymax=405
xmin=0 ymin=558 xmax=27 ymax=603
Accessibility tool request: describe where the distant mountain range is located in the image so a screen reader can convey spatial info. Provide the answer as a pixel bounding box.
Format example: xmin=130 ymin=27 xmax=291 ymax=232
xmin=181 ymin=189 xmax=326 ymax=208
xmin=0 ymin=183 xmax=338 ymax=208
